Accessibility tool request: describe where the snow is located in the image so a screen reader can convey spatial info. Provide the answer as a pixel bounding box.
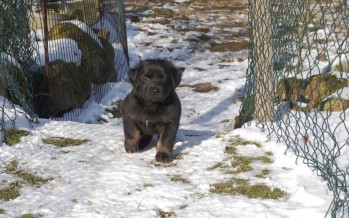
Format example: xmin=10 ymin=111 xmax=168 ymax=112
xmin=36 ymin=39 xmax=82 ymax=67
xmin=0 ymin=6 xmax=337 ymax=218
xmin=0 ymin=53 xmax=21 ymax=68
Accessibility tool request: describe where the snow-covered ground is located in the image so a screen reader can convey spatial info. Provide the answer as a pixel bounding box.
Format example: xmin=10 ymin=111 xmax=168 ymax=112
xmin=0 ymin=1 xmax=337 ymax=218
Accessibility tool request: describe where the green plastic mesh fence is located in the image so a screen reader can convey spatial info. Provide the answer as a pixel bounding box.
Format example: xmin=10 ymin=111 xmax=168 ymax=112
xmin=236 ymin=0 xmax=349 ymax=217
xmin=0 ymin=0 xmax=129 ymax=124
xmin=0 ymin=0 xmax=39 ymax=128
xmin=33 ymin=0 xmax=129 ymax=118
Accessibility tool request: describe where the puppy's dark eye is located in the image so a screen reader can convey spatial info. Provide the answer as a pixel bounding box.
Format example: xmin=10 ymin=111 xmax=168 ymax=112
xmin=143 ymin=75 xmax=151 ymax=81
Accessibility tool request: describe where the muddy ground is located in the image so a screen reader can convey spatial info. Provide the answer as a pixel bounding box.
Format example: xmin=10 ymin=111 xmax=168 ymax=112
xmin=124 ymin=0 xmax=249 ymax=55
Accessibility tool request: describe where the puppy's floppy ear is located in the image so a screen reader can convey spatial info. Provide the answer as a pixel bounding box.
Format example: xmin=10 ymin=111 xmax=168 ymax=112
xmin=172 ymin=66 xmax=184 ymax=87
xmin=128 ymin=61 xmax=144 ymax=87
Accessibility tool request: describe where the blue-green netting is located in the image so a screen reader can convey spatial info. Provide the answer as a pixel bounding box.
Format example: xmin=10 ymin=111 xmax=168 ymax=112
xmin=237 ymin=1 xmax=349 ymax=217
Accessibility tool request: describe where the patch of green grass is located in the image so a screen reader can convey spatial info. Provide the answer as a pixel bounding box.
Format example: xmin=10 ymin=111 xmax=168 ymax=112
xmin=16 ymin=171 xmax=49 ymax=186
xmin=211 ymin=179 xmax=236 ymax=193
xmin=256 ymin=156 xmax=273 ymax=164
xmin=5 ymin=160 xmax=18 ymax=173
xmin=214 ymin=131 xmax=226 ymax=138
xmin=256 ymin=169 xmax=271 ymax=178
xmin=170 ymin=174 xmax=190 ymax=184
xmin=234 ymin=184 xmax=285 ymax=199
xmin=231 ymin=156 xmax=253 ymax=168
xmin=0 ymin=181 xmax=21 ymax=201
xmin=42 ymin=137 xmax=90 ymax=147
xmin=4 ymin=128 xmax=29 ymax=146
xmin=261 ymin=169 xmax=270 ymax=175
xmin=179 ymin=204 xmax=188 ymax=210
xmin=211 ymin=151 xmax=275 ymax=176
xmin=5 ymin=160 xmax=49 ymax=186
xmin=228 ymin=156 xmax=254 ymax=174
xmin=227 ymin=164 xmax=253 ymax=174
xmin=231 ymin=177 xmax=249 ymax=186
xmin=211 ymin=135 xmax=275 ymax=178
xmin=19 ymin=214 xmax=37 ymax=218
xmin=265 ymin=151 xmax=273 ymax=156
xmin=210 ymin=154 xmax=273 ymax=174
xmin=211 ymin=177 xmax=286 ymax=199
xmin=0 ymin=208 xmax=5 ymax=214
xmin=143 ymin=183 xmax=154 ymax=188
xmin=207 ymin=161 xmax=230 ymax=170
xmin=225 ymin=146 xmax=237 ymax=155
xmin=229 ymin=136 xmax=261 ymax=147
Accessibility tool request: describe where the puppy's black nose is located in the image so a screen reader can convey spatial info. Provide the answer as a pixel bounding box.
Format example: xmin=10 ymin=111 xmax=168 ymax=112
xmin=151 ymin=87 xmax=160 ymax=95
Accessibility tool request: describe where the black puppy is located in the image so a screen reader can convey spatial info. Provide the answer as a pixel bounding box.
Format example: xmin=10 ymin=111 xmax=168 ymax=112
xmin=121 ymin=59 xmax=184 ymax=163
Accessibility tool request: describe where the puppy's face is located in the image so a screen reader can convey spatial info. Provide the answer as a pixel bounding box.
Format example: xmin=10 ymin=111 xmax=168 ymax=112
xmin=128 ymin=60 xmax=184 ymax=102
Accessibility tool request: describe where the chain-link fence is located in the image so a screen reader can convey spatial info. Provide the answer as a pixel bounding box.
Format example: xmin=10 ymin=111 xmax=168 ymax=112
xmin=0 ymin=0 xmax=40 ymax=128
xmin=236 ymin=0 xmax=349 ymax=217
xmin=0 ymin=0 xmax=129 ymax=124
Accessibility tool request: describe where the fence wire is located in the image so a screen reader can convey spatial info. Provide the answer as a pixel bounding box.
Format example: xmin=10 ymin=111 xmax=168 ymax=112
xmin=0 ymin=0 xmax=39 ymax=129
xmin=0 ymin=0 xmax=129 ymax=126
xmin=236 ymin=0 xmax=349 ymax=217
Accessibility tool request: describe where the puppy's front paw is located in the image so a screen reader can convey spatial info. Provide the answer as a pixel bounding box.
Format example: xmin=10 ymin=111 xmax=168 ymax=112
xmin=155 ymin=152 xmax=173 ymax=163
xmin=125 ymin=145 xmax=139 ymax=153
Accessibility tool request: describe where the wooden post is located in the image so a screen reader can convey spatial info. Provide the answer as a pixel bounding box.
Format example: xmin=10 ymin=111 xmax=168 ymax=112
xmin=251 ymin=0 xmax=274 ymax=122
xmin=42 ymin=0 xmax=49 ymax=69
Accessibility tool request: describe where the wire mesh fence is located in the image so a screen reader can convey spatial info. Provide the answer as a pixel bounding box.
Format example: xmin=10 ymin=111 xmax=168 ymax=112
xmin=0 ymin=0 xmax=129 ymax=125
xmin=0 ymin=0 xmax=40 ymax=129
xmin=236 ymin=0 xmax=349 ymax=217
